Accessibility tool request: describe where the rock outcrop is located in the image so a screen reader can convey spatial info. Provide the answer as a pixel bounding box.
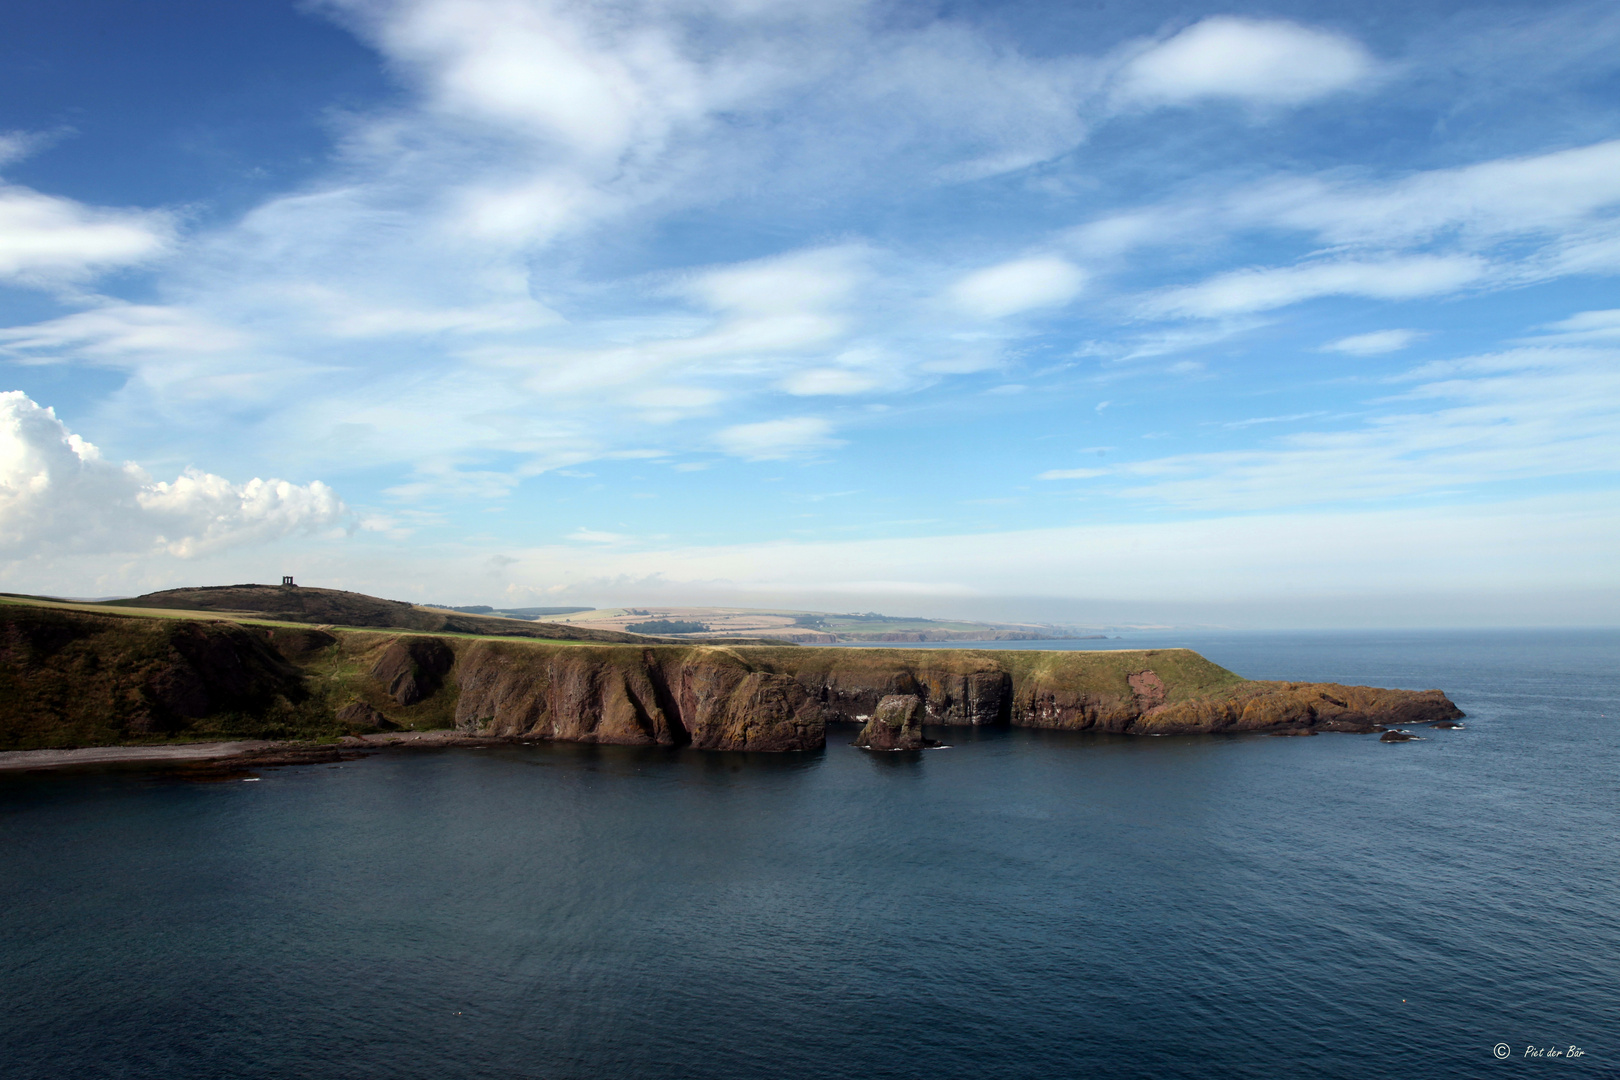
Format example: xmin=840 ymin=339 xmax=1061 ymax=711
xmin=337 ymin=701 xmax=396 ymax=730
xmin=369 ymin=637 xmax=455 ymax=706
xmin=1131 ymin=682 xmax=1463 ymax=735
xmin=853 ymin=694 xmax=937 ymax=750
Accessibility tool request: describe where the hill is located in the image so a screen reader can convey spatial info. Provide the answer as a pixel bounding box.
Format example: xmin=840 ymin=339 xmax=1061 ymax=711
xmin=101 ymin=584 xmax=774 ymax=645
xmin=539 ymin=605 xmax=1095 ymax=643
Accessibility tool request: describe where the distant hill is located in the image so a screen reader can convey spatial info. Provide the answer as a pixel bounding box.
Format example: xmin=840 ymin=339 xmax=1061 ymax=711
xmin=106 ymin=584 xmax=763 ymax=645
xmin=434 ymin=604 xmax=594 ymax=619
xmin=541 ymin=605 xmax=1091 ymax=643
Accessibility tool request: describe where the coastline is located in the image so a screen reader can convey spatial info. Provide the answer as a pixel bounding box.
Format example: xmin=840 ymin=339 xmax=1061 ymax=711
xmin=0 ymin=741 xmax=278 ymax=772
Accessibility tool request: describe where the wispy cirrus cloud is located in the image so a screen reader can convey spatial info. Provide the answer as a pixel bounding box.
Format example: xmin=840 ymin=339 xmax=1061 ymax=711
xmin=714 ymin=416 xmax=842 ymax=461
xmin=1142 ymin=256 xmax=1486 ymax=318
xmin=1322 ymin=330 xmax=1425 ymax=356
xmin=1075 ymin=139 xmax=1620 ymax=324
xmin=1040 ymin=346 xmax=1620 ymax=512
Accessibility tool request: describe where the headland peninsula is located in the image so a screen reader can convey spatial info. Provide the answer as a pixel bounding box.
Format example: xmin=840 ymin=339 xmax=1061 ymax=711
xmin=0 ymin=582 xmax=1463 ymax=766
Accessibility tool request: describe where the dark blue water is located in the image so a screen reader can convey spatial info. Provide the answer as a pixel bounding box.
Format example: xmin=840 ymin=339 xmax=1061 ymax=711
xmin=3 ymin=630 xmax=1617 ymax=1079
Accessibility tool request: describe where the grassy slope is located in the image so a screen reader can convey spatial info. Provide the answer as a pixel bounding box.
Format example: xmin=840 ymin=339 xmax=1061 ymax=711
xmin=0 ymin=605 xmax=328 ymax=749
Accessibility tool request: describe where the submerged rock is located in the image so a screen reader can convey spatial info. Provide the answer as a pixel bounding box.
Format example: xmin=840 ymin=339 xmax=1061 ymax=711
xmin=1379 ymin=730 xmax=1417 ymax=742
xmin=854 ymin=694 xmax=938 ymax=750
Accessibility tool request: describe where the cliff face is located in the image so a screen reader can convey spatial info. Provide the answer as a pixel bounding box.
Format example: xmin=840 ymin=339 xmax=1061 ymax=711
xmin=0 ymin=605 xmax=320 ymax=750
xmin=452 ymin=643 xmax=826 ymax=751
xmin=0 ymin=601 xmax=1464 ymax=753
xmin=444 ymin=641 xmax=1461 ymax=750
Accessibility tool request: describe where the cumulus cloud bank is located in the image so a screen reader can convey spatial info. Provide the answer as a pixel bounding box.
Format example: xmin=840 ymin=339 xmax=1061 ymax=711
xmin=0 ymin=392 xmax=348 ymax=558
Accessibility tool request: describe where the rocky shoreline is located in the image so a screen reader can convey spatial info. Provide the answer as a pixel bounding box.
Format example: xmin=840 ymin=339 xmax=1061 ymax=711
xmin=0 ymin=709 xmax=1469 ymax=774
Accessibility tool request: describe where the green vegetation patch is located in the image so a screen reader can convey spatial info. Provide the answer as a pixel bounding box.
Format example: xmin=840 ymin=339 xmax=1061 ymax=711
xmin=625 ymin=619 xmax=710 ymax=635
xmin=0 ymin=605 xmax=346 ymax=750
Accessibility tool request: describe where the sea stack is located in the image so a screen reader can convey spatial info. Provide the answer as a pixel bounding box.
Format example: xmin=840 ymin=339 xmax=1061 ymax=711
xmin=854 ymin=694 xmax=937 ymax=750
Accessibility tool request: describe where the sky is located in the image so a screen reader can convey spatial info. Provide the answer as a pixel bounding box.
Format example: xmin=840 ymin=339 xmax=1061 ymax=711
xmin=1 ymin=0 xmax=1618 ymax=627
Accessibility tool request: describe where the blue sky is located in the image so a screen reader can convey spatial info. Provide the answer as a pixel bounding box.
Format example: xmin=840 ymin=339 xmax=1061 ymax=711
xmin=1 ymin=0 xmax=1617 ymax=625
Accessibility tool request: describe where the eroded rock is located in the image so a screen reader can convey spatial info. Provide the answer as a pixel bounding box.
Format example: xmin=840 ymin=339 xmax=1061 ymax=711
xmin=853 ymin=694 xmax=937 ymax=750
xmin=369 ymin=637 xmax=455 ymax=706
xmin=337 ymin=701 xmax=397 ymax=730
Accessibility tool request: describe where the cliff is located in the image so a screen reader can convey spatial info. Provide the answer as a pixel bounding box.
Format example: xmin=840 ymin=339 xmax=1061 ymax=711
xmin=0 ymin=605 xmax=326 ymax=749
xmin=0 ymin=600 xmax=1463 ymax=753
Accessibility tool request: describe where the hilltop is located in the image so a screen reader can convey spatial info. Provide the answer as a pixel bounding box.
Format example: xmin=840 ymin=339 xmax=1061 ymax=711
xmin=538 ymin=605 xmax=1095 ymax=643
xmin=100 ymin=584 xmax=775 ymax=645
xmin=99 ymin=586 xmax=1095 ymax=645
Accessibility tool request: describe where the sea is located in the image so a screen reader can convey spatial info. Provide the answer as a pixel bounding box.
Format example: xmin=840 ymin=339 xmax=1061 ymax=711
xmin=2 ymin=629 xmax=1616 ymax=1079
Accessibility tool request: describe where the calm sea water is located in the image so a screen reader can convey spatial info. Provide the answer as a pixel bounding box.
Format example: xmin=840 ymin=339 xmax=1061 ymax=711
xmin=2 ymin=630 xmax=1617 ymax=1079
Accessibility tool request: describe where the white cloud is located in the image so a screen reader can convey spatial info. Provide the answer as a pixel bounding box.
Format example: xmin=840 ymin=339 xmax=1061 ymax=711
xmin=567 ymin=528 xmax=630 ymax=545
xmin=360 ymin=0 xmax=710 ymax=160
xmin=1082 ymin=140 xmax=1620 ymax=257
xmin=1221 ymin=411 xmax=1328 ymax=430
xmin=1038 ymin=468 xmax=1110 ymax=480
xmin=1266 ymin=139 xmax=1620 ymax=248
xmin=683 ymin=245 xmax=869 ymax=316
xmin=0 ymin=131 xmax=50 ymax=168
xmin=714 ymin=416 xmax=841 ymax=460
xmin=0 ymin=304 xmax=249 ymax=360
xmin=1146 ymin=256 xmax=1485 ymax=318
xmin=1101 ymin=347 xmax=1620 ymax=511
xmin=1323 ymin=329 xmax=1425 ymax=356
xmin=1116 ymin=17 xmax=1376 ymax=107
xmin=0 ymin=392 xmax=348 ymax=558
xmin=0 ymin=184 xmax=172 ymax=283
xmin=781 ymin=368 xmax=884 ymax=396
xmin=1060 ymin=139 xmax=1620 ymax=337
xmin=950 ymin=255 xmax=1085 ymax=319
xmin=1532 ymin=308 xmax=1620 ymax=343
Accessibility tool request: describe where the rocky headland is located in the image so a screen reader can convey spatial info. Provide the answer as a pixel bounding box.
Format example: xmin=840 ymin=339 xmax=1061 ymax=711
xmin=0 ymin=596 xmax=1464 ymax=756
